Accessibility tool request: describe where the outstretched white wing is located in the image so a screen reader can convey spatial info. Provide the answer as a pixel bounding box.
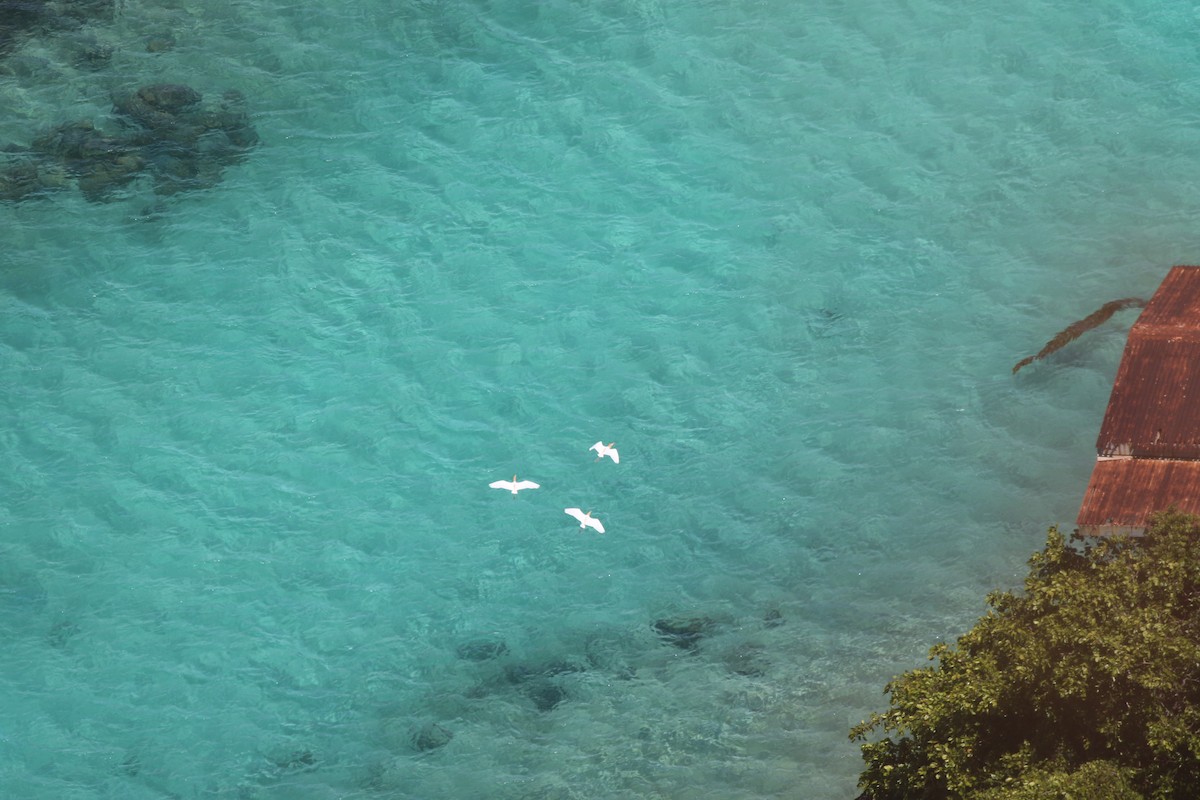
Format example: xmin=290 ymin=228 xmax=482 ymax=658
xmin=590 ymin=441 xmax=619 ymax=463
xmin=564 ymin=508 xmax=605 ymax=534
xmin=491 ymin=477 xmax=540 ymax=494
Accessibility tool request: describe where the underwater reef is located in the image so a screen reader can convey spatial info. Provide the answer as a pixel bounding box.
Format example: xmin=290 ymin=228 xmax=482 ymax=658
xmin=1 ymin=82 xmax=258 ymax=203
xmin=0 ymin=0 xmax=119 ymax=60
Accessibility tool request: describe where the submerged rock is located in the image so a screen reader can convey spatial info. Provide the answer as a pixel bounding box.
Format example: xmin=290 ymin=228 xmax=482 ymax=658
xmin=0 ymin=0 xmax=116 ymax=58
xmin=47 ymin=618 xmax=79 ymax=648
xmin=75 ymin=153 xmax=143 ymax=201
xmin=66 ymin=33 xmax=112 ymax=70
xmin=0 ymin=54 xmax=53 ymax=78
xmin=462 ymin=657 xmax=585 ymax=711
xmin=584 ymin=630 xmax=638 ymax=679
xmin=124 ymin=85 xmax=258 ymax=196
xmin=504 ymin=658 xmax=584 ymax=684
xmin=0 ymin=1 xmax=58 ymax=57
xmin=0 ymin=159 xmax=68 ymax=201
xmin=653 ymin=616 xmax=718 ymax=650
xmin=212 ymin=89 xmax=259 ymax=149
xmin=410 ymin=722 xmax=453 ymax=752
xmin=456 ymin=638 xmax=508 ymax=662
xmin=525 ymin=681 xmax=567 ymax=712
xmin=25 ymin=119 xmax=142 ymax=201
xmin=0 ymin=567 xmax=47 ymax=612
xmin=504 ymin=658 xmax=584 ymax=712
xmin=145 ymin=32 xmax=175 ymax=53
xmin=31 ymin=118 xmax=127 ymax=161
xmin=723 ymin=642 xmax=768 ymax=677
xmin=113 ymin=84 xmax=202 ymax=131
xmin=274 ymin=750 xmax=317 ymax=772
xmin=4 ymin=82 xmax=258 ymax=204
xmin=61 ymin=0 xmax=117 ymax=24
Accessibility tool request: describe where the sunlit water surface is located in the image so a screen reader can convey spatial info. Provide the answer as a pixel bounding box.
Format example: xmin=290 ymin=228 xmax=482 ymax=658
xmin=3 ymin=1 xmax=1200 ymax=797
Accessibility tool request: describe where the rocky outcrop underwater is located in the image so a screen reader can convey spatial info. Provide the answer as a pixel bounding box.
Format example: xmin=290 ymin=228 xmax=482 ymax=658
xmin=0 ymin=0 xmax=118 ymax=60
xmin=1 ymin=82 xmax=258 ymax=203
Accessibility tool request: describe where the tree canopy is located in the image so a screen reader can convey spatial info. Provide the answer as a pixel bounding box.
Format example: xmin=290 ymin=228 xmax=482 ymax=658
xmin=851 ymin=510 xmax=1200 ymax=800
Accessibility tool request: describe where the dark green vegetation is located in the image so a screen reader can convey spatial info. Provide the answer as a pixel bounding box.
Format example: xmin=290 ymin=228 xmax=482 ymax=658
xmin=851 ymin=511 xmax=1200 ymax=800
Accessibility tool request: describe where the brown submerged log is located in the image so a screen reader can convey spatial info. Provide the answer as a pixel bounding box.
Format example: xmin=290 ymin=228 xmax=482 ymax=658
xmin=1012 ymin=297 xmax=1147 ymax=374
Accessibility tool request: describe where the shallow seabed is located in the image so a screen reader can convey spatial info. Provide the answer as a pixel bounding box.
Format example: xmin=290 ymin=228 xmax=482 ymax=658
xmin=3 ymin=1 xmax=1200 ymax=797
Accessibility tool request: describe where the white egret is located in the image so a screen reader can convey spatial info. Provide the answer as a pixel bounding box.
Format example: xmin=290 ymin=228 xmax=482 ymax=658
xmin=564 ymin=507 xmax=605 ymax=534
xmin=489 ymin=475 xmax=540 ymax=495
xmin=590 ymin=441 xmax=619 ymax=463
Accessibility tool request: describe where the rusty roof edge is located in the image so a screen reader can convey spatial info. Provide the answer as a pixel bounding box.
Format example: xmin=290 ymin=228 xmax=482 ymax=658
xmin=1128 ymin=323 xmax=1200 ymax=342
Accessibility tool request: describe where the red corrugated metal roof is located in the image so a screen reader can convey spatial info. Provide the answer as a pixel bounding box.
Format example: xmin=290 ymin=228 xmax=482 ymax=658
xmin=1095 ymin=336 xmax=1200 ymax=458
xmin=1077 ymin=459 xmax=1200 ymax=529
xmin=1095 ymin=265 xmax=1200 ymax=458
xmin=1130 ymin=265 xmax=1200 ymax=329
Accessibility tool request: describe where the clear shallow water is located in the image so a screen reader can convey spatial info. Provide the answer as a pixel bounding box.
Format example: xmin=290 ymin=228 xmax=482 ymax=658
xmin=2 ymin=0 xmax=1199 ymax=797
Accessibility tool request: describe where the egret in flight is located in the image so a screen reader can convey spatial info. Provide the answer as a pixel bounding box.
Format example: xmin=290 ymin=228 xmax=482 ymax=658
xmin=590 ymin=441 xmax=619 ymax=463
xmin=565 ymin=508 xmax=605 ymax=534
xmin=490 ymin=475 xmax=540 ymax=495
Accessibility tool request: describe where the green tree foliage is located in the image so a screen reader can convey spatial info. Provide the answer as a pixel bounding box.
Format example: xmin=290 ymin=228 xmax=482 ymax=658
xmin=850 ymin=510 xmax=1200 ymax=800
xmin=973 ymin=760 xmax=1141 ymax=800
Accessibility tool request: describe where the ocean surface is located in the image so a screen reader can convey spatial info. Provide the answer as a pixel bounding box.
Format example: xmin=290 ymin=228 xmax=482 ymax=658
xmin=2 ymin=1 xmax=1199 ymax=797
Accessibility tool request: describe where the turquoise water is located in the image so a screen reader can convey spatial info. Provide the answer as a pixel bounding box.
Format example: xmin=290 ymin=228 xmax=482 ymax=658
xmin=3 ymin=1 xmax=1200 ymax=797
